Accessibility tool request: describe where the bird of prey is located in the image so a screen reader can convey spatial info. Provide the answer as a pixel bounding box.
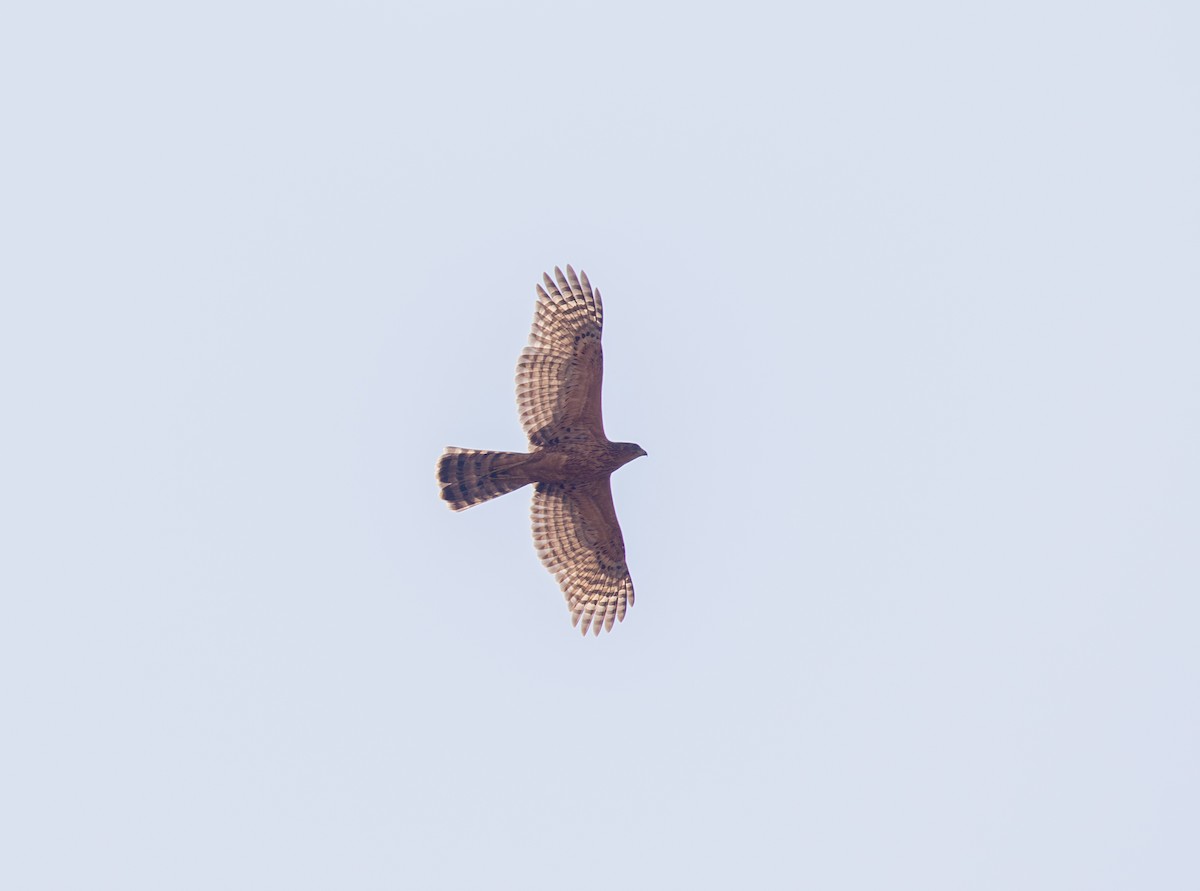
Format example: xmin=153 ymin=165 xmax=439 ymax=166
xmin=437 ymin=265 xmax=646 ymax=635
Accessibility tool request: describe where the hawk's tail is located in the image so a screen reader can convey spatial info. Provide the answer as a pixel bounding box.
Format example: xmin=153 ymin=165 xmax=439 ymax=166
xmin=437 ymin=447 xmax=532 ymax=511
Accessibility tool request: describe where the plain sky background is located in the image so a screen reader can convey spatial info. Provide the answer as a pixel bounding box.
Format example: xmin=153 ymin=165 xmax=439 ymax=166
xmin=2 ymin=2 xmax=1197 ymax=888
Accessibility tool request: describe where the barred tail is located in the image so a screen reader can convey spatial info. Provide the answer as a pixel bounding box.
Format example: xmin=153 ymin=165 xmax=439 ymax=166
xmin=437 ymin=447 xmax=532 ymax=511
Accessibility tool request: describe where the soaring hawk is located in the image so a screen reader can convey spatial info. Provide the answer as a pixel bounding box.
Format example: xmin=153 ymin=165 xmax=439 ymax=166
xmin=437 ymin=266 xmax=645 ymax=635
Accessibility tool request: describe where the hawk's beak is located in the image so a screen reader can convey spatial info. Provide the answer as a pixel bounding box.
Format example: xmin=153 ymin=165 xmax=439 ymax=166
xmin=638 ymin=447 xmax=648 ymax=457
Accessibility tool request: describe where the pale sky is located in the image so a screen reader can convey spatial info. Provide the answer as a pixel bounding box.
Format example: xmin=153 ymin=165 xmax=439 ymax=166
xmin=3 ymin=2 xmax=1198 ymax=889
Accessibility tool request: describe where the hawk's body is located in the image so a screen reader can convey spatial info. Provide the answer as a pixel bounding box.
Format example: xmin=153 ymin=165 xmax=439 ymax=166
xmin=437 ymin=266 xmax=645 ymax=635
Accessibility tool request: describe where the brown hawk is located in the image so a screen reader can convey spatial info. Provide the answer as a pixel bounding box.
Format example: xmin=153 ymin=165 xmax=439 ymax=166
xmin=437 ymin=265 xmax=646 ymax=635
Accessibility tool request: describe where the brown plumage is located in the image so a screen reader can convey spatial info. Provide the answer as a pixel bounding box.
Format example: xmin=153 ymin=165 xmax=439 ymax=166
xmin=436 ymin=265 xmax=646 ymax=635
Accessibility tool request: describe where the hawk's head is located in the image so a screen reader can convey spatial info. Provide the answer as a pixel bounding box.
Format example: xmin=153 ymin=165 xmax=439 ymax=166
xmin=615 ymin=442 xmax=648 ymax=466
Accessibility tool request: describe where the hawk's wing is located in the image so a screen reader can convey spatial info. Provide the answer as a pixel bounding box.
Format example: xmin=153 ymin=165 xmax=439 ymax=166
xmin=531 ymin=478 xmax=634 ymax=635
xmin=516 ymin=265 xmax=605 ymax=446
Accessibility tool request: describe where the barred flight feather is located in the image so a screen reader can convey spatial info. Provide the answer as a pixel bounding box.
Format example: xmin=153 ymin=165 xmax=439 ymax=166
xmin=531 ymin=481 xmax=633 ymax=636
xmin=516 ymin=265 xmax=605 ymax=446
xmin=437 ymin=447 xmax=531 ymax=511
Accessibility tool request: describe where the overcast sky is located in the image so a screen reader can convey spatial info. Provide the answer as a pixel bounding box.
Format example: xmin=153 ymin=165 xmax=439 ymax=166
xmin=3 ymin=2 xmax=1198 ymax=889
